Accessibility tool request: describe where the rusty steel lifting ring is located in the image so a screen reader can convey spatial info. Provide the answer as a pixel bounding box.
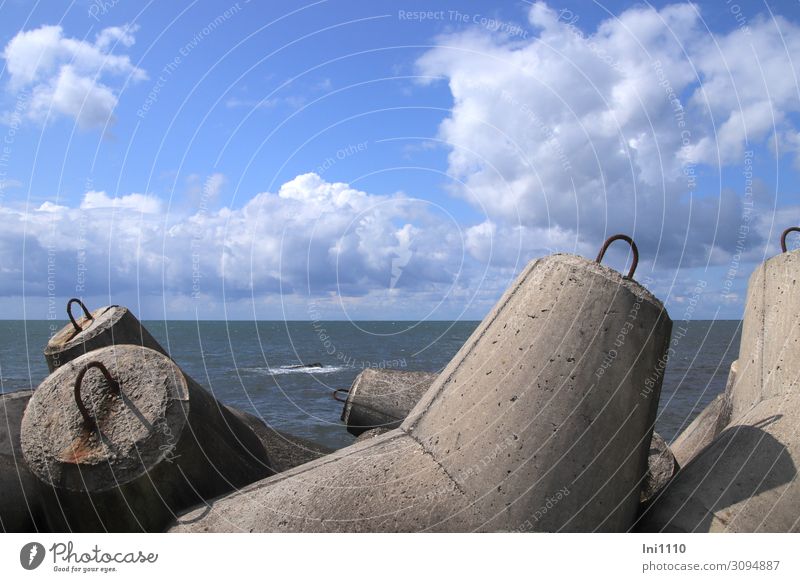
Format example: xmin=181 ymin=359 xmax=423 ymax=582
xmin=332 ymin=388 xmax=350 ymax=403
xmin=780 ymin=226 xmax=800 ymax=253
xmin=74 ymin=361 xmax=120 ymax=430
xmin=595 ymin=234 xmax=639 ymax=280
xmin=67 ymin=298 xmax=94 ymax=333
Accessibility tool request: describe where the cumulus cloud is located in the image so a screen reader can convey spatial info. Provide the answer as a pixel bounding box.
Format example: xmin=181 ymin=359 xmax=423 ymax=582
xmin=0 ymin=174 xmax=505 ymax=318
xmin=415 ymin=2 xmax=800 ymax=270
xmin=1 ymin=23 xmax=146 ymax=128
xmin=80 ymin=190 xmax=163 ymax=213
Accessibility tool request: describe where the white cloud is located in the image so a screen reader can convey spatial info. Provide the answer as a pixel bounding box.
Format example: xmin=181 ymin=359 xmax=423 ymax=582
xmin=2 ymin=23 xmax=146 ymax=128
xmin=415 ymin=2 xmax=800 ymax=269
xmin=80 ymin=190 xmax=163 ymax=213
xmin=0 ymin=174 xmax=497 ymax=318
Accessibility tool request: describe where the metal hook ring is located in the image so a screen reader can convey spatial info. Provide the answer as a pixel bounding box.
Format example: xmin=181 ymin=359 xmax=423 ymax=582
xmin=74 ymin=361 xmax=120 ymax=429
xmin=67 ymin=298 xmax=93 ymax=333
xmin=780 ymin=226 xmax=800 ymax=253
xmin=595 ymin=234 xmax=639 ymax=280
xmin=332 ymin=388 xmax=350 ymax=403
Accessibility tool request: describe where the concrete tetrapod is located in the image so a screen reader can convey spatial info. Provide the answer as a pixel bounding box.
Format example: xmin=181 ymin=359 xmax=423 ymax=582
xmin=729 ymin=247 xmax=800 ymax=419
xmin=1 ymin=390 xmax=45 ymax=532
xmin=637 ymin=393 xmax=800 ymax=532
xmin=44 ymin=299 xmax=166 ymax=372
xmin=171 ymin=249 xmax=672 ymax=532
xmin=670 ymin=360 xmax=736 ymax=467
xmin=338 ymin=369 xmax=438 ymax=436
xmin=340 ymin=369 xmax=677 ymax=502
xmin=641 ymin=432 xmax=679 ymax=505
xmin=21 ymin=345 xmax=273 ymax=532
xmin=225 ymin=406 xmax=333 ymax=472
xmin=638 ymin=242 xmax=800 ymax=532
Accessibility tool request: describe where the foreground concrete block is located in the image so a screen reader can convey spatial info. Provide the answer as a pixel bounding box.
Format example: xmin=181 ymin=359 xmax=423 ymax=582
xmin=670 ymin=361 xmax=736 ymax=467
xmin=44 ymin=301 xmax=166 ymax=372
xmin=344 ymin=372 xmax=677 ymax=503
xmin=22 ymin=345 xmax=271 ymax=532
xmin=638 ymin=393 xmax=800 ymax=532
xmin=340 ymin=369 xmax=438 ymax=436
xmin=0 ymin=390 xmax=32 ymax=457
xmin=1 ymin=390 xmax=44 ymax=532
xmin=729 ymin=250 xmax=800 ymax=419
xmin=171 ymin=252 xmax=672 ymax=532
xmin=355 ymin=427 xmax=391 ymax=443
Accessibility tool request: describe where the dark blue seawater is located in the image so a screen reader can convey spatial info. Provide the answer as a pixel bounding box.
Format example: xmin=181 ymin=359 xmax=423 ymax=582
xmin=0 ymin=319 xmax=741 ymax=449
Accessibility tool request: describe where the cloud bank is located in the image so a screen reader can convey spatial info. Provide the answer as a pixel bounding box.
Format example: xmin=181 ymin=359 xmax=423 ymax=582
xmin=416 ymin=2 xmax=799 ymax=270
xmin=0 ymin=173 xmax=507 ymax=319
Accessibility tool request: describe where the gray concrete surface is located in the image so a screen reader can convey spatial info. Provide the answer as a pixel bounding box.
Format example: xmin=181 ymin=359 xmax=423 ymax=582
xmin=730 ymin=250 xmax=800 ymax=419
xmin=226 ymin=406 xmax=333 ymax=473
xmin=637 ymin=393 xmax=800 ymax=532
xmin=1 ymin=390 xmax=44 ymax=532
xmin=341 ymin=369 xmax=438 ymax=435
xmin=670 ymin=361 xmax=736 ymax=467
xmin=641 ymin=432 xmax=679 ymax=504
xmin=22 ymin=345 xmax=271 ymax=532
xmin=44 ymin=305 xmax=166 ymax=372
xmin=170 ymin=253 xmax=672 ymax=532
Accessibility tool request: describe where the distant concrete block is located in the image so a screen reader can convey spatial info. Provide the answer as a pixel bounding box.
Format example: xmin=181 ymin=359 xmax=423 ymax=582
xmin=44 ymin=300 xmax=166 ymax=372
xmin=340 ymin=369 xmax=438 ymax=435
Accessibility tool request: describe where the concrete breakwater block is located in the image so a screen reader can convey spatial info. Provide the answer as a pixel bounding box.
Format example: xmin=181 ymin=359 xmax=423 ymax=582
xmin=340 ymin=369 xmax=438 ymax=436
xmin=641 ymin=432 xmax=679 ymax=505
xmin=171 ymin=250 xmax=672 ymax=532
xmin=1 ymin=390 xmax=33 ymax=457
xmin=670 ymin=360 xmax=736 ymax=467
xmin=1 ymin=390 xmax=45 ymax=532
xmin=639 ymin=245 xmax=800 ymax=533
xmin=729 ymin=249 xmax=800 ymax=420
xmin=637 ymin=394 xmax=800 ymax=532
xmin=44 ymin=300 xmax=166 ymax=372
xmin=355 ymin=427 xmax=390 ymax=442
xmin=225 ymin=406 xmax=333 ymax=472
xmin=21 ymin=345 xmax=272 ymax=532
xmin=342 ymin=370 xmax=677 ymax=502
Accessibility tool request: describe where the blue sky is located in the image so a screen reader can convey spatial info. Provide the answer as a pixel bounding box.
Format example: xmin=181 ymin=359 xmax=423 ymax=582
xmin=0 ymin=0 xmax=798 ymax=321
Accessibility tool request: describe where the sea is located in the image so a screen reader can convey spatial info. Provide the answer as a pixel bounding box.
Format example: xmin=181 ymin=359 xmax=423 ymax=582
xmin=0 ymin=319 xmax=741 ymax=450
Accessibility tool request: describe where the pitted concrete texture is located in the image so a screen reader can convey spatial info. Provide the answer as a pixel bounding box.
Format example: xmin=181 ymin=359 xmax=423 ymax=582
xmin=730 ymin=250 xmax=800 ymax=419
xmin=44 ymin=306 xmax=166 ymax=372
xmin=170 ymin=254 xmax=672 ymax=532
xmin=347 ymin=372 xmax=675 ymax=504
xmin=638 ymin=393 xmax=800 ymax=532
xmin=24 ymin=346 xmax=188 ymax=492
xmin=342 ymin=369 xmax=438 ymax=435
xmin=355 ymin=427 xmax=390 ymax=442
xmin=671 ymin=361 xmax=736 ymax=467
xmin=404 ymin=254 xmax=672 ymax=532
xmin=641 ymin=432 xmax=679 ymax=504
xmin=1 ymin=390 xmax=44 ymax=532
xmin=171 ymin=430 xmax=482 ymax=532
xmin=226 ymin=406 xmax=333 ymax=473
xmin=22 ymin=345 xmax=271 ymax=532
